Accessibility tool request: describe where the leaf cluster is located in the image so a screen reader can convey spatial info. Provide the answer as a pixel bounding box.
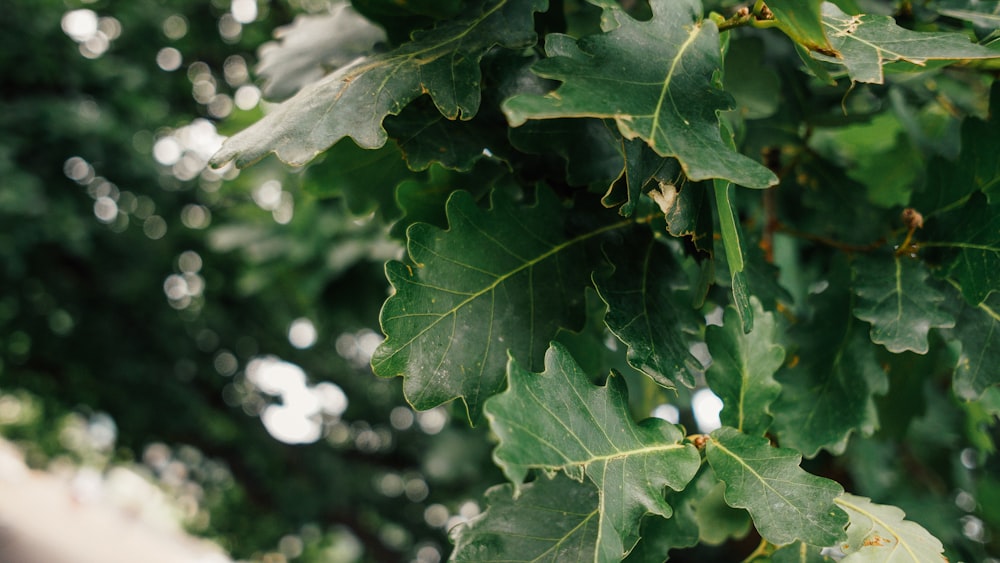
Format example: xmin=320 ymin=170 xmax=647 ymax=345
xmin=211 ymin=0 xmax=1000 ymax=560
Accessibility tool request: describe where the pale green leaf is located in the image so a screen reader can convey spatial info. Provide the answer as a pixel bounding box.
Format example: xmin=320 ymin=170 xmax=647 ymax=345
xmin=593 ymin=234 xmax=702 ymax=389
xmin=255 ymin=5 xmax=387 ymax=101
xmin=484 ymin=343 xmax=701 ymax=558
xmin=212 ymin=0 xmax=545 ymax=167
xmin=813 ymin=2 xmax=1000 ymax=84
xmin=373 ymin=188 xmax=629 ymax=422
xmin=706 ymin=427 xmax=848 ymax=546
xmin=705 ymin=297 xmax=785 ymax=436
xmin=834 ymin=493 xmax=947 ymax=563
xmin=502 ymin=0 xmax=777 ymax=189
xmin=851 ymin=254 xmax=955 ymax=355
xmin=450 ymin=473 xmax=605 ymax=562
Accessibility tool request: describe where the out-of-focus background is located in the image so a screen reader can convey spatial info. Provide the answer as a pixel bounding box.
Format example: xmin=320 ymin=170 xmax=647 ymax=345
xmin=0 ymin=1 xmax=504 ymax=561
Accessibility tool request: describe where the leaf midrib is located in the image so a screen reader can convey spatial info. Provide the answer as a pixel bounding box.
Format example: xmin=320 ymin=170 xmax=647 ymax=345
xmin=833 ymin=496 xmax=923 ymax=561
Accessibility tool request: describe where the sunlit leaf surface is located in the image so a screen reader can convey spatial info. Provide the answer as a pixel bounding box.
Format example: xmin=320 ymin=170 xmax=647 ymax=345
xmin=835 ymin=493 xmax=946 ymax=562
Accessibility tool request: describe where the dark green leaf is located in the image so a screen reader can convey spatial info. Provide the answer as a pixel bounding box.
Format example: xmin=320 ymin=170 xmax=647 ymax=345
xmin=484 ymin=343 xmax=701 ymax=558
xmin=601 ymin=138 xmax=667 ymax=217
xmin=924 ymin=192 xmax=1000 ymax=305
xmin=450 ymin=473 xmax=604 ymax=562
xmin=255 ymin=5 xmax=387 ymax=102
xmin=772 ymin=262 xmax=889 ymax=456
xmin=851 ymin=254 xmax=955 ymax=355
xmin=722 ymin=37 xmax=781 ymax=121
xmin=300 ymin=138 xmax=412 ymax=220
xmin=212 ymin=0 xmax=546 ymax=167
xmin=385 ymin=100 xmax=511 ymax=172
xmin=706 ymin=427 xmax=848 ymax=546
xmin=834 ymin=493 xmax=946 ymax=562
xmin=767 ymin=0 xmax=835 ymax=55
xmin=502 ymin=0 xmax=778 ymax=189
xmin=373 ymin=188 xmax=628 ymax=422
xmin=952 ymin=293 xmax=1000 ymax=400
xmin=593 ymin=235 xmax=702 ymax=389
xmin=508 ymin=118 xmax=624 ymax=187
xmin=705 ymin=297 xmax=785 ymax=436
xmin=813 ymin=3 xmax=1000 ymax=84
xmin=714 ymin=178 xmax=753 ymax=332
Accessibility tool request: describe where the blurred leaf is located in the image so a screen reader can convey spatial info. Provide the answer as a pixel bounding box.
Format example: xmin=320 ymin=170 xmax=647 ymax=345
xmin=373 ymin=188 xmax=627 ymax=422
xmin=593 ymin=234 xmax=702 ymax=389
xmin=212 ymin=0 xmax=546 ymax=167
xmin=771 ymin=541 xmax=830 ymax=562
xmin=812 ymin=3 xmax=1000 ymax=84
xmin=301 ymin=138 xmax=412 ymax=219
xmin=485 ymin=343 xmax=701 ymax=557
xmin=450 ymin=473 xmax=604 ymax=561
xmin=705 ymin=297 xmax=785 ymax=437
xmin=502 ymin=0 xmax=778 ymax=189
xmin=255 ymin=5 xmax=387 ymax=101
xmin=952 ymin=293 xmax=1000 ymax=400
xmin=723 ymin=37 xmax=781 ymax=120
xmin=772 ymin=261 xmax=889 ymax=456
xmin=851 ymin=254 xmax=955 ymax=355
xmin=508 ymin=118 xmax=624 ymax=187
xmin=834 ymin=493 xmax=946 ymax=562
xmin=768 ymin=0 xmax=835 ymax=55
xmin=706 ymin=427 xmax=848 ymax=546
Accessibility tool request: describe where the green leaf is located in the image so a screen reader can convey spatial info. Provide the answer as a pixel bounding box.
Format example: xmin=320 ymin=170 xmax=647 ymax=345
xmin=373 ymin=188 xmax=628 ymax=422
xmin=851 ymin=254 xmax=955 ymax=355
xmin=952 ymin=293 xmax=1000 ymax=400
xmin=484 ymin=343 xmax=701 ymax=557
xmin=714 ymin=178 xmax=753 ymax=333
xmin=593 ymin=234 xmax=702 ymax=389
xmin=706 ymin=427 xmax=848 ymax=546
xmin=450 ymin=473 xmax=604 ymax=562
xmin=768 ymin=0 xmax=836 ymax=55
xmin=601 ymin=138 xmax=667 ymax=217
xmin=772 ymin=261 xmax=889 ymax=456
xmin=723 ymin=37 xmax=782 ymax=120
xmin=508 ymin=118 xmax=625 ymax=188
xmin=924 ymin=192 xmax=1000 ymax=305
xmin=813 ymin=3 xmax=1000 ymax=84
xmin=834 ymin=493 xmax=947 ymax=562
xmin=502 ymin=0 xmax=778 ymax=189
xmin=212 ymin=0 xmax=545 ymax=168
xmin=385 ymin=100 xmax=511 ymax=172
xmin=255 ymin=5 xmax=387 ymax=102
xmin=300 ymin=138 xmax=413 ymax=220
xmin=705 ymin=297 xmax=785 ymax=436
xmin=771 ymin=542 xmax=830 ymax=563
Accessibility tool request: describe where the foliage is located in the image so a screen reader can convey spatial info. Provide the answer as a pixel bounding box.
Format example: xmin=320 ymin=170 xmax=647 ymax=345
xmin=5 ymin=0 xmax=1000 ymax=562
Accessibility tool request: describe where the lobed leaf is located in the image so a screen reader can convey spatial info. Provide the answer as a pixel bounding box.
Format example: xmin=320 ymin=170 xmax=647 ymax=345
xmin=705 ymin=297 xmax=785 ymax=436
xmin=851 ymin=254 xmax=955 ymax=355
xmin=706 ymin=427 xmax=848 ymax=547
xmin=813 ymin=2 xmax=1000 ymax=84
xmin=212 ymin=0 xmax=546 ymax=168
xmin=593 ymin=234 xmax=702 ymax=389
xmin=834 ymin=493 xmax=947 ymax=562
xmin=373 ymin=188 xmax=627 ymax=422
xmin=924 ymin=192 xmax=1000 ymax=305
xmin=255 ymin=5 xmax=387 ymax=102
xmin=502 ymin=0 xmax=777 ymax=189
xmin=450 ymin=473 xmax=605 ymax=562
xmin=771 ymin=258 xmax=889 ymax=456
xmin=484 ymin=343 xmax=701 ymax=558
